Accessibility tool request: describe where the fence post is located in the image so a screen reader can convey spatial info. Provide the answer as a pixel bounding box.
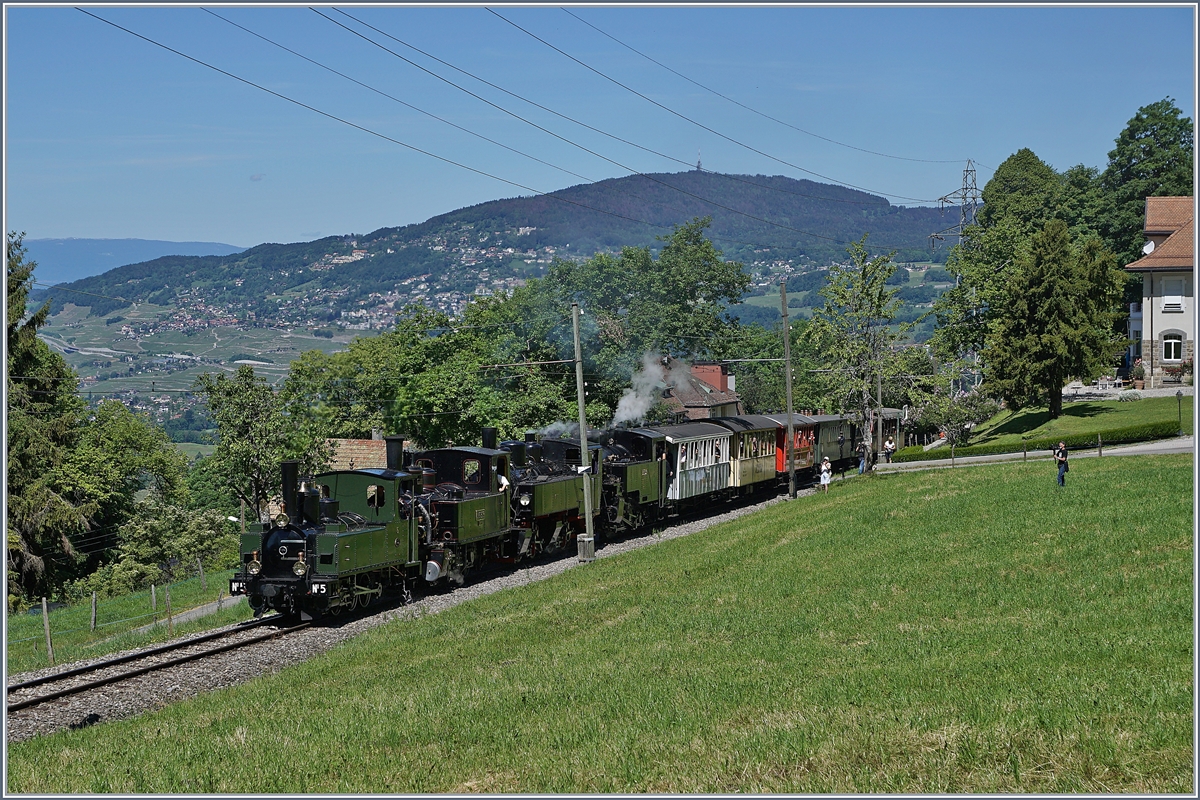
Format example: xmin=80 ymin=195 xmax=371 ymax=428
xmin=1098 ymin=434 xmax=1103 ymax=457
xmin=165 ymin=586 xmax=174 ymax=637
xmin=217 ymin=587 xmax=224 ymax=612
xmin=197 ymin=557 xmax=206 ymax=591
xmin=41 ymin=597 xmax=55 ymax=666
xmin=151 ymin=584 xmax=157 ymax=614
xmin=91 ymin=591 xmax=98 ymax=631
xmin=951 ymin=443 xmax=956 ymax=468
xmin=1023 ymin=438 xmax=1027 ymax=462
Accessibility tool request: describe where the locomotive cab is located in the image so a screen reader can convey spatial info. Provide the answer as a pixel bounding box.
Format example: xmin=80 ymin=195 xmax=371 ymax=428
xmin=231 ymin=457 xmax=420 ymax=620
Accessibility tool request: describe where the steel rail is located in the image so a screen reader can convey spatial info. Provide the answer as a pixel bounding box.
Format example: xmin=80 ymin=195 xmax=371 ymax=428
xmin=6 ymin=615 xmax=281 ymax=694
xmin=7 ymin=621 xmax=308 ymax=713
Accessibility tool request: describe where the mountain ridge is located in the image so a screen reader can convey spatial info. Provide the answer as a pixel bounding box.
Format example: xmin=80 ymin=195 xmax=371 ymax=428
xmin=35 ymin=171 xmax=955 ymax=326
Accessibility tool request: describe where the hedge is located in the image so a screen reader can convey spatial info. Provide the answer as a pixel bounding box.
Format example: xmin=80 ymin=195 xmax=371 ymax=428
xmin=892 ymin=421 xmax=1182 ymax=463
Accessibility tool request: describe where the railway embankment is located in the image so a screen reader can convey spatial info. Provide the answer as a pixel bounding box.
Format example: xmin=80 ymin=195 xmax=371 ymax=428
xmin=7 ymin=455 xmax=1192 ymax=793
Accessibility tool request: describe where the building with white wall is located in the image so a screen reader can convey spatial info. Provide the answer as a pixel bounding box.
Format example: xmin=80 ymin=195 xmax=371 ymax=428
xmin=1125 ymin=197 xmax=1195 ymax=388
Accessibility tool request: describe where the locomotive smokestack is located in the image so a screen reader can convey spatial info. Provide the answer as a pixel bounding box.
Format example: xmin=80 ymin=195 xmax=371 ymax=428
xmin=481 ymin=427 xmax=498 ymax=450
xmin=281 ymin=460 xmax=300 ymax=524
xmin=385 ymin=436 xmax=405 ymax=471
xmin=524 ymin=430 xmax=537 ymax=444
xmin=508 ymin=442 xmax=526 ymax=466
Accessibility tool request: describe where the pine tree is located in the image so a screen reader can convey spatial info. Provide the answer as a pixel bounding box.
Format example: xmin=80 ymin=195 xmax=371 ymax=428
xmin=983 ymin=219 xmax=1124 ymax=418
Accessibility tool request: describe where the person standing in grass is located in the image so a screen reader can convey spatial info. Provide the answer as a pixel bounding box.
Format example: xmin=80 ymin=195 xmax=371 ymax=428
xmin=1054 ymin=441 xmax=1069 ymax=486
xmin=820 ymin=457 xmax=832 ymax=493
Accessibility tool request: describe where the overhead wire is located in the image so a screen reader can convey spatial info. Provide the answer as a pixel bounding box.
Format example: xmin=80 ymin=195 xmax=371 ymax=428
xmin=328 ymin=8 xmax=892 ymax=209
xmin=75 ymin=8 xmax=919 ymax=262
xmin=312 ymin=8 xmax=871 ymax=248
xmin=560 ymin=8 xmax=966 ymax=166
xmin=486 ymin=8 xmax=939 ymax=204
xmin=200 ymin=8 xmax=596 ymax=185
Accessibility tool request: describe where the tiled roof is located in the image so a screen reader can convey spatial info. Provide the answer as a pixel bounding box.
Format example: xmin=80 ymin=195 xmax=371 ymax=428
xmin=1144 ymin=196 xmax=1195 ymax=234
xmin=327 ymin=438 xmax=387 ymax=470
xmin=1126 ymin=218 xmax=1194 ymax=272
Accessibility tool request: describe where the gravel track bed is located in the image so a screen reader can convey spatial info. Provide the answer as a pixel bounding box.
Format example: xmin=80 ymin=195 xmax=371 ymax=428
xmin=6 ymin=489 xmax=809 ymax=743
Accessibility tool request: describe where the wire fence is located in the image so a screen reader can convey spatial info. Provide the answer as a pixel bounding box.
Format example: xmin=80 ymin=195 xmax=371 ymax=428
xmin=6 ymin=566 xmax=247 ymax=672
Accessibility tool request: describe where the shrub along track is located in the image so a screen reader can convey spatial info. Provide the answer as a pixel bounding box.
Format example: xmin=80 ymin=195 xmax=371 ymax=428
xmin=4 ymin=488 xmax=802 ymax=743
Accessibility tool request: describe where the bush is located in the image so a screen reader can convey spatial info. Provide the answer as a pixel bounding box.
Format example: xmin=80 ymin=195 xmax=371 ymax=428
xmin=892 ymin=421 xmax=1181 ymax=462
xmin=1118 ymin=390 xmax=1143 ymax=402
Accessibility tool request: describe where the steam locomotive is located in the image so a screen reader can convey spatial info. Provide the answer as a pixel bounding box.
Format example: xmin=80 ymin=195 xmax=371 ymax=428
xmin=230 ymin=413 xmax=861 ymax=619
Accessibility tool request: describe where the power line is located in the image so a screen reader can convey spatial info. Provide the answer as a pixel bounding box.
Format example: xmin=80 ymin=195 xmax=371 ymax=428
xmin=487 ymin=8 xmax=938 ymax=205
xmin=75 ymin=9 xmax=906 ymax=260
xmin=561 ymin=8 xmax=964 ymax=166
xmin=74 ymin=9 xmax=671 ymax=240
xmin=201 ymin=8 xmax=595 ymax=186
xmin=312 ymin=9 xmax=865 ymax=248
xmin=329 ymin=9 xmax=891 ymax=209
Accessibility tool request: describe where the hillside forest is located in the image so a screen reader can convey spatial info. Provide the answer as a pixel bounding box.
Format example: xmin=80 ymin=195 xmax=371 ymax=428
xmin=6 ymin=98 xmax=1192 ymax=609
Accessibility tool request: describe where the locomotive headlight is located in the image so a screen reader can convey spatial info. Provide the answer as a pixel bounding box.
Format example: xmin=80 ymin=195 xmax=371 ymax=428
xmin=274 ymin=513 xmax=289 ymax=528
xmin=292 ymin=560 xmax=308 ymax=577
xmin=247 ymin=559 xmax=262 ymax=576
xmin=519 ymin=494 xmax=531 ymax=507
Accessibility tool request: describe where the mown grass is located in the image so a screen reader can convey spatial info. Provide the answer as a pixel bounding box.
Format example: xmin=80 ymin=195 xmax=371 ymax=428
xmin=970 ymin=396 xmax=1194 ymax=446
xmin=6 ymin=570 xmax=253 ymax=675
xmin=6 ymin=455 xmax=1193 ymax=793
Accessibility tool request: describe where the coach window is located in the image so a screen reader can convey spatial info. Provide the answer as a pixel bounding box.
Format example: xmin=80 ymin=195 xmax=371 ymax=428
xmin=462 ymin=459 xmax=482 ymax=485
xmin=367 ymin=484 xmax=386 ymax=509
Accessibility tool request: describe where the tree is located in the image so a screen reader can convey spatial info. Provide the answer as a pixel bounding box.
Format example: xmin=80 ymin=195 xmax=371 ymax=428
xmin=908 ymin=360 xmax=1000 ymax=451
xmin=1097 ymin=98 xmax=1194 ymax=267
xmin=6 ymin=232 xmax=89 ymax=605
xmin=196 ymin=366 xmax=331 ymax=522
xmin=982 ymin=219 xmax=1125 ymax=418
xmin=931 ymin=150 xmax=1063 ymax=362
xmin=808 ymin=236 xmax=904 ymax=469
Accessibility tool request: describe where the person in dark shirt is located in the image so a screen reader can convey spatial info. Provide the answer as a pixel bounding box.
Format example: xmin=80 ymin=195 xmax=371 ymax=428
xmin=1054 ymin=441 xmax=1069 ymax=487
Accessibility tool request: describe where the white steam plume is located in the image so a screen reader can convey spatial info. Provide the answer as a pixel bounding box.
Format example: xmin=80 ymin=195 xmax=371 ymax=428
xmin=613 ymin=352 xmax=668 ymax=427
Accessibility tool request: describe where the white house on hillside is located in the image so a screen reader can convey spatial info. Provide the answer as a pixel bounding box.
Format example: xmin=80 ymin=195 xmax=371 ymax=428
xmin=1125 ymin=196 xmax=1195 ymax=388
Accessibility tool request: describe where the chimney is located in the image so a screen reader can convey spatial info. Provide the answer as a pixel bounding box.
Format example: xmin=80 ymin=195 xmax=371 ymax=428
xmin=385 ymin=436 xmax=405 ymax=471
xmin=481 ymin=427 xmax=498 ymax=450
xmin=281 ymin=460 xmax=300 ymax=524
xmin=691 ymin=362 xmax=729 ymax=393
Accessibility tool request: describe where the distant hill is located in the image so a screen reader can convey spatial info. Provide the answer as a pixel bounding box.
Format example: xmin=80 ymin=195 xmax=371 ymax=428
xmin=24 ymin=238 xmax=245 ymax=285
xmin=33 ymin=172 xmax=957 ymax=323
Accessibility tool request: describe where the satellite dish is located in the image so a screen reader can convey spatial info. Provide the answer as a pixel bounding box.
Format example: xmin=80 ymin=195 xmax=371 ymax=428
xmin=1142 ymin=240 xmax=1156 ymax=255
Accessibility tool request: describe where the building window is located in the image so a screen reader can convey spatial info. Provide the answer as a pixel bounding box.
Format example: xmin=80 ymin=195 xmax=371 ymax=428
xmin=1163 ymin=334 xmax=1184 ymax=362
xmin=1162 ymin=278 xmax=1185 ymax=312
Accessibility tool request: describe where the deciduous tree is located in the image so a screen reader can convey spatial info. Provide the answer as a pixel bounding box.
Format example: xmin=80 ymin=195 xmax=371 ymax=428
xmin=808 ymin=236 xmax=904 ymax=469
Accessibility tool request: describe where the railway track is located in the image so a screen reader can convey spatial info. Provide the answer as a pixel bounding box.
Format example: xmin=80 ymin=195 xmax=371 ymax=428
xmin=6 ymin=616 xmax=308 ymax=714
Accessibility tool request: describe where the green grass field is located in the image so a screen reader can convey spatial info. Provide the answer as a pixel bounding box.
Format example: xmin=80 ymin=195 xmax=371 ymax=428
xmin=6 ymin=570 xmax=252 ymax=675
xmin=6 ymin=455 xmax=1192 ymax=792
xmin=971 ymin=396 xmax=1194 ymax=446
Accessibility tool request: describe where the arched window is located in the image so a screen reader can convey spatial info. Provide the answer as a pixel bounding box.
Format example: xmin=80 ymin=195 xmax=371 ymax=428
xmin=1163 ymin=333 xmax=1184 ymax=362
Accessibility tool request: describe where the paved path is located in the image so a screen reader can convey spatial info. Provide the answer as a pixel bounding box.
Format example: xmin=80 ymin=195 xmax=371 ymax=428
xmin=131 ymin=595 xmax=246 ymax=635
xmin=875 ymin=436 xmax=1193 ymax=474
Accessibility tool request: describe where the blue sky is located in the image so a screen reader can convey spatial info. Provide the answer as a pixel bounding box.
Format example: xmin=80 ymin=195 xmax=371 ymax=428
xmin=4 ymin=4 xmax=1195 ymax=248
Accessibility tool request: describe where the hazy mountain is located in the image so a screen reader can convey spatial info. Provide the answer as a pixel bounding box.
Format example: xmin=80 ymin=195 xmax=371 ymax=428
xmin=34 ymin=172 xmax=957 ymax=321
xmin=24 ymin=238 xmax=245 ymax=285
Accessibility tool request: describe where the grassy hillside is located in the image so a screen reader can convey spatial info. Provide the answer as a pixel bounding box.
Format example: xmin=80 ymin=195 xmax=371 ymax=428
xmin=969 ymin=395 xmax=1194 ymax=444
xmin=7 ymin=455 xmax=1192 ymax=793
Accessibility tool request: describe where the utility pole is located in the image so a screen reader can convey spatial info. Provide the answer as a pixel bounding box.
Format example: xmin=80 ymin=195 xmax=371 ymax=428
xmin=781 ymin=282 xmax=796 ymax=499
xmin=572 ymin=303 xmax=596 ymax=561
xmin=876 ymin=372 xmax=883 ymax=456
